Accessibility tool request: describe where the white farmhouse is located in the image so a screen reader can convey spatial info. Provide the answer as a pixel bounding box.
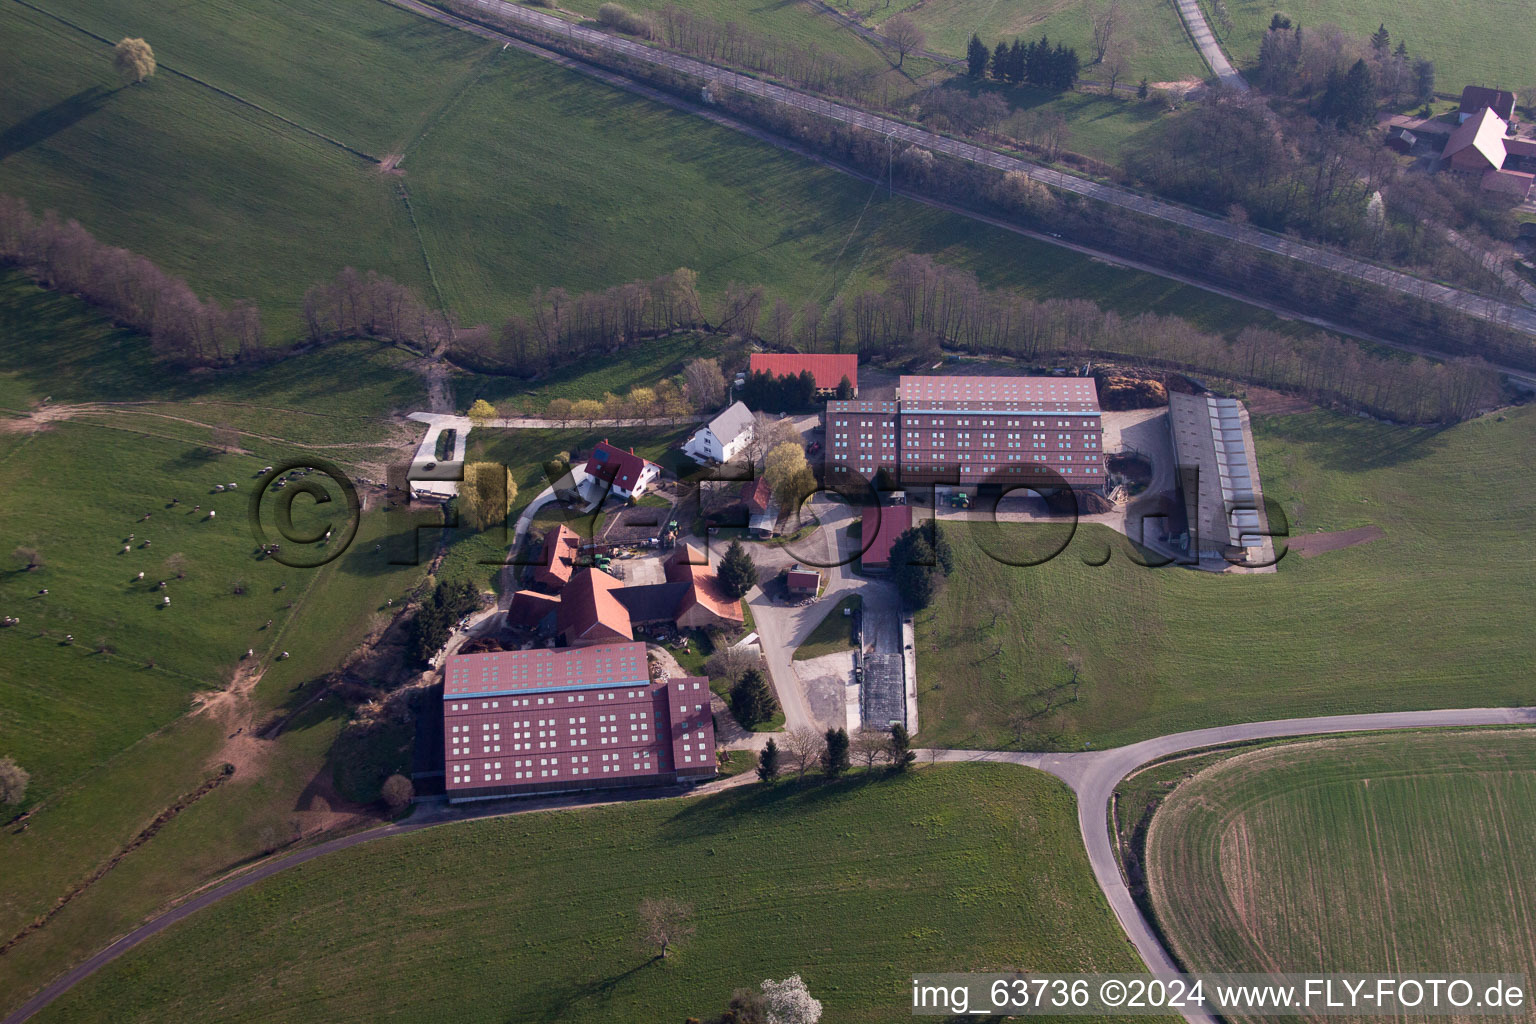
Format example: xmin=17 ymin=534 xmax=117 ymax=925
xmin=682 ymin=401 xmax=754 ymax=465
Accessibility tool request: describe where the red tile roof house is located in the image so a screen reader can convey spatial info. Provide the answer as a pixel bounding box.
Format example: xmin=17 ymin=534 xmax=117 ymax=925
xmin=585 ymin=440 xmax=661 ymax=500
xmin=664 ymin=544 xmax=746 ymax=630
xmin=442 ymin=643 xmax=716 ymax=802
xmin=557 ymin=568 xmax=634 ymax=647
xmin=532 ymin=523 xmax=579 ymax=591
xmin=860 ymin=503 xmax=912 ymax=571
xmin=740 ymin=477 xmax=773 ymax=515
xmin=749 ymin=353 xmax=858 ymax=397
xmin=506 ymin=589 xmax=560 ymax=633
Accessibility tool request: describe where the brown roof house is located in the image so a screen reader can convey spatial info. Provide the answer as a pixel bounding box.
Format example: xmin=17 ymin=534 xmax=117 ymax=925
xmin=506 ymin=589 xmax=561 ymax=633
xmin=557 ymin=568 xmax=634 ymax=647
xmin=1459 ymin=86 xmax=1516 ymax=123
xmin=532 ymin=523 xmax=579 ymax=591
xmin=1442 ymin=106 xmax=1536 ymax=199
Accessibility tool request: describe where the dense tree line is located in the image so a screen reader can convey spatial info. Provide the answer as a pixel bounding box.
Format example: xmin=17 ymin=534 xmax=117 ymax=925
xmin=448 ymin=268 xmax=702 ymax=376
xmin=1257 ymin=19 xmax=1434 ymax=112
xmin=407 ymin=579 xmax=481 ymax=664
xmin=0 ymin=196 xmax=262 ymax=366
xmin=739 ymin=368 xmax=818 ymax=412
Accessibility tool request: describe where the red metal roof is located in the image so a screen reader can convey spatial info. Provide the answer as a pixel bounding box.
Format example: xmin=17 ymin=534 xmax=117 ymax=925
xmin=584 ymin=440 xmax=656 ymax=491
xmin=443 ymin=642 xmax=649 ymax=699
xmin=750 ymin=353 xmax=858 ymax=391
xmin=861 ymin=505 xmax=912 ymax=568
xmin=785 ymin=569 xmax=820 ymax=591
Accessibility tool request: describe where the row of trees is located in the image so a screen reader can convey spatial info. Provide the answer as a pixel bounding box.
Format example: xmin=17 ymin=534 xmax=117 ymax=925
xmin=0 ymin=196 xmax=263 ymax=366
xmin=757 ymin=722 xmax=915 ymax=781
xmin=301 ymin=267 xmax=451 ymax=353
xmin=738 ymin=368 xmax=821 ymax=413
xmin=448 ymin=268 xmax=703 ymax=377
xmin=966 ymin=34 xmax=1081 ymax=93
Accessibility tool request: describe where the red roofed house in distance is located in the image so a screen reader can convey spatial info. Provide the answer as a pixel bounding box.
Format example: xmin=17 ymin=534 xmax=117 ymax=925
xmin=585 ymin=440 xmax=661 ymax=500
xmin=443 ymin=642 xmax=716 ymax=802
xmin=749 ymin=352 xmax=858 ymax=397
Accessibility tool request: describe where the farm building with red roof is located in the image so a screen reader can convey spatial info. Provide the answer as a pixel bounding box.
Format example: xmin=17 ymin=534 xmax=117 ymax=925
xmin=665 ymin=544 xmax=745 ymax=630
xmin=860 ymin=504 xmax=912 ymax=571
xmin=443 ymin=643 xmax=716 ymax=802
xmin=532 ymin=523 xmax=579 ymax=590
xmin=749 ymin=353 xmax=858 ymax=396
xmin=584 ymin=440 xmax=661 ymax=499
xmin=558 ymin=568 xmax=634 ymax=647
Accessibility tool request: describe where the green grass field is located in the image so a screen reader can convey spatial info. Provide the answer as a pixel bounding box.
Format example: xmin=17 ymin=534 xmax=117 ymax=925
xmin=1144 ymin=730 xmax=1536 ymax=996
xmin=915 ymin=404 xmax=1536 ymax=751
xmin=0 ymin=272 xmax=435 ymax=1016
xmin=793 ymin=594 xmax=860 ymax=660
xmin=1211 ymin=0 xmax=1535 ymax=93
xmin=2 ymin=0 xmax=1342 ymax=345
xmin=32 ymin=764 xmax=1149 ymax=1024
xmin=452 ymin=333 xmax=728 ymax=411
xmin=855 ymin=0 xmax=1208 ymax=83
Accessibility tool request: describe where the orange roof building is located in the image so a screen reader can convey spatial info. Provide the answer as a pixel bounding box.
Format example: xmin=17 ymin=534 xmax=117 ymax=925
xmin=532 ymin=523 xmax=579 ymax=590
xmin=665 ymin=544 xmax=745 ymax=630
xmin=557 ymin=568 xmax=633 ymax=647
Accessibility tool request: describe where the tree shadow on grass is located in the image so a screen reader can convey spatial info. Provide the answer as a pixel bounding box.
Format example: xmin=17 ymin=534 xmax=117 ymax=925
xmin=0 ymin=86 xmax=118 ymax=162
xmin=658 ymin=770 xmax=886 ymax=840
xmin=527 ymin=959 xmax=655 ymax=1023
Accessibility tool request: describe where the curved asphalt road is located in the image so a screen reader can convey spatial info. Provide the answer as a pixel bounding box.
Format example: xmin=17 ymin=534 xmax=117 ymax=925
xmin=390 ymin=0 xmax=1536 ymax=338
xmin=930 ymin=704 xmax=1536 ymax=1024
xmin=6 ymin=706 xmax=1532 ymax=1023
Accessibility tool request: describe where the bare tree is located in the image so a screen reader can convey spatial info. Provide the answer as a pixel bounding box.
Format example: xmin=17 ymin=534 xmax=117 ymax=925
xmin=1103 ymin=42 xmax=1134 ymax=94
xmin=784 ymin=726 xmax=825 ymax=779
xmin=851 ymin=729 xmax=887 ymax=768
xmin=0 ymin=755 xmax=28 ymax=805
xmin=637 ymin=897 xmax=695 ymax=959
xmin=211 ymin=423 xmax=240 ymax=453
xmin=381 ymin=773 xmax=414 ymax=809
xmin=884 ymin=15 xmax=925 ymax=67
xmin=1089 ymin=0 xmax=1121 ymax=63
xmin=113 ymin=37 xmax=156 ymax=85
xmin=683 ymin=357 xmax=726 ymax=411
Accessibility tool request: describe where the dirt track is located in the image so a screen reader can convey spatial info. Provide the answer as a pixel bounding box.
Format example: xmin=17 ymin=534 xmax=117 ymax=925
xmin=1287 ymin=525 xmax=1385 ymax=558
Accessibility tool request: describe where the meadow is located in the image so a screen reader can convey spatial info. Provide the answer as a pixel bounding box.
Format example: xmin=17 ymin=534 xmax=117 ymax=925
xmin=914 ymin=403 xmax=1536 ymax=751
xmin=1143 ymin=730 xmax=1536 ymax=1002
xmin=0 ymin=273 xmax=434 ymax=1016
xmin=1209 ymin=0 xmax=1536 ymax=94
xmin=2 ymin=0 xmax=1333 ymax=345
xmin=852 ymin=0 xmax=1209 ymax=83
xmin=32 ymin=764 xmax=1149 ymax=1024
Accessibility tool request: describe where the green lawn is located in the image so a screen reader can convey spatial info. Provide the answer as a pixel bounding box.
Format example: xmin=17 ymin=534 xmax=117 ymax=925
xmin=915 ymin=405 xmax=1536 ymax=751
xmin=0 ymin=273 xmax=433 ymax=1016
xmin=4 ymin=0 xmax=1340 ymax=345
xmin=453 ymin=333 xmax=729 ymax=411
xmin=793 ymin=594 xmax=861 ymax=660
xmin=33 ymin=764 xmax=1148 ymax=1024
xmin=1212 ymin=0 xmax=1534 ymax=94
xmin=853 ymin=0 xmax=1208 ymax=83
xmin=1145 ymin=730 xmax=1536 ymax=995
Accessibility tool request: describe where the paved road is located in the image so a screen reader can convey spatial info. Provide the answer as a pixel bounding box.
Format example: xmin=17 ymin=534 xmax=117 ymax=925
xmin=929 ymin=704 xmax=1536 ymax=1024
xmin=5 ymin=705 xmax=1531 ymax=1023
xmin=1171 ymin=0 xmax=1246 ymax=90
xmin=389 ymin=0 xmax=1536 ymax=341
